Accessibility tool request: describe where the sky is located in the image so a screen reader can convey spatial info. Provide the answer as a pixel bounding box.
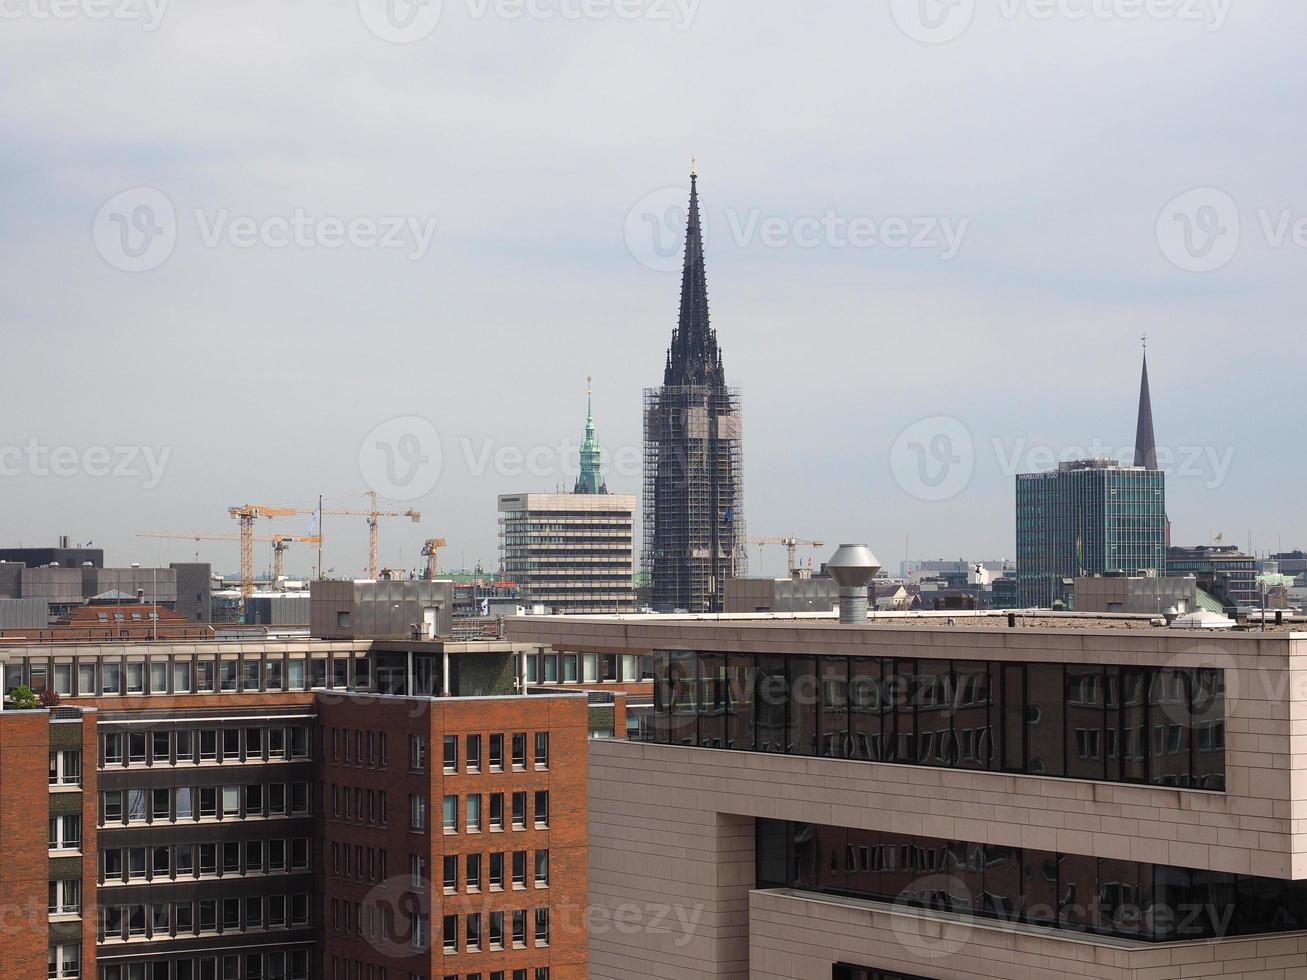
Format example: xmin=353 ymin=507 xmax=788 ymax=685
xmin=1 ymin=0 xmax=1303 ymax=581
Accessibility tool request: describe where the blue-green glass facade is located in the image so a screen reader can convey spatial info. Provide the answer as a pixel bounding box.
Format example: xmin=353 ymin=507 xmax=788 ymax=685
xmin=1016 ymin=461 xmax=1166 ymax=608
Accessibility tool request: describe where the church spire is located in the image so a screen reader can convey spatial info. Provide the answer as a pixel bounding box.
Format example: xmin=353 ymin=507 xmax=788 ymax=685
xmin=664 ymin=170 xmax=724 ymax=387
xmin=574 ymin=376 xmax=607 ymax=495
xmin=1134 ymin=336 xmax=1158 ymax=470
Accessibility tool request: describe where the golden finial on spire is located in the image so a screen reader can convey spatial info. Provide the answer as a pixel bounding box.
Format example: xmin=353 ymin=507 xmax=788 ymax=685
xmin=691 ymin=156 xmax=697 ymax=177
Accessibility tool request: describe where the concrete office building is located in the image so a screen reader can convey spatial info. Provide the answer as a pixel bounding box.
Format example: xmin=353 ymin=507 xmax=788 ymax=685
xmin=498 ymin=494 xmax=636 ymax=615
xmin=508 ymin=610 xmax=1307 ymax=980
xmin=1167 ymin=546 xmax=1260 ymax=612
xmin=0 ymin=622 xmax=590 ymax=980
xmin=725 ymin=577 xmax=839 ymax=615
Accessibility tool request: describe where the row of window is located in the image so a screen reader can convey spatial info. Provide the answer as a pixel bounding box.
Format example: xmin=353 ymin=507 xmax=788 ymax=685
xmin=833 ymin=966 xmax=933 ymax=980
xmin=758 ymin=819 xmax=1307 ymax=942
xmin=100 ymin=783 xmax=310 ymax=825
xmin=439 ymin=732 xmax=549 ymax=772
xmin=440 ymin=908 xmax=551 ymax=953
xmin=440 ymin=849 xmax=550 ymax=892
xmin=328 ymin=727 xmax=388 ymax=768
xmin=102 ymin=726 xmax=310 ymax=767
xmin=99 ymin=838 xmax=311 ymax=883
xmin=329 ymin=784 xmax=389 ymax=825
xmin=13 ymin=654 xmax=367 ymax=698
xmin=97 ymin=951 xmax=310 ymax=980
xmin=415 ymin=791 xmax=549 ymax=833
xmin=649 ymin=653 xmax=1226 ymax=790
xmin=526 ymin=651 xmax=642 ymax=685
xmin=329 ymin=840 xmax=388 ymax=882
xmin=100 ymin=895 xmax=311 ymax=942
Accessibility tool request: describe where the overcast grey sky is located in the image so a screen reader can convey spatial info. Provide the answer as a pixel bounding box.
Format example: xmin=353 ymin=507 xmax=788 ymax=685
xmin=1 ymin=0 xmax=1302 ymax=579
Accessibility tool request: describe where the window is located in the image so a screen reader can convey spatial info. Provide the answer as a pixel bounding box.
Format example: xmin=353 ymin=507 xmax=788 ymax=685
xmin=219 ymin=661 xmax=237 ymax=692
xmin=103 ymin=790 xmax=123 ymax=822
xmin=512 ymin=792 xmax=526 ymax=829
xmin=49 ymin=815 xmax=81 ymax=851
xmin=176 ymin=730 xmax=194 ymax=762
xmin=128 ymin=732 xmax=146 ymax=763
xmin=150 ymin=659 xmax=168 ymax=694
xmin=102 ymin=661 xmax=122 ymax=694
xmin=442 ymin=854 xmax=457 ymax=891
xmin=489 ymin=734 xmax=503 ymax=769
xmin=222 ymin=785 xmax=240 ymax=817
xmin=196 ymin=660 xmax=215 ymax=692
xmin=287 ymin=658 xmax=305 ymax=690
xmin=410 ymin=795 xmax=427 ymax=832
xmin=289 ymin=727 xmax=309 ymax=759
xmin=443 ymin=914 xmax=457 ymax=952
xmin=128 ymin=848 xmax=147 ymax=880
xmin=411 ymin=853 xmax=427 ymax=888
xmin=104 ymin=733 xmax=123 ymax=766
xmin=48 ymin=879 xmax=81 ymax=915
xmin=126 ymin=661 xmax=145 ymax=694
xmin=200 ymin=730 xmax=217 ymax=761
xmin=512 ymin=850 xmax=527 ymax=887
xmin=489 ymin=910 xmax=504 ymax=949
xmin=534 ymin=849 xmax=549 ymax=886
xmin=562 ymin=653 xmax=577 ymax=682
xmin=174 ymin=660 xmax=193 ymax=693
xmin=222 ymin=729 xmax=240 ymax=761
xmin=443 ymin=735 xmax=457 ymax=772
xmin=199 ymin=787 xmax=217 ymax=817
xmin=466 ymin=853 xmax=481 ymax=891
xmin=489 ymin=793 xmax=504 ymax=831
xmin=511 ymin=909 xmax=526 ymax=946
xmin=534 ymin=732 xmax=549 ymax=767
xmin=127 ymin=788 xmax=147 ymax=822
xmin=466 ymin=734 xmax=481 ymax=770
xmin=533 ymin=790 xmax=548 ymax=827
xmin=512 ymin=733 xmax=526 ymax=769
xmin=489 ymin=852 xmax=504 ymax=889
xmin=49 ymin=750 xmax=81 ymax=786
xmin=176 ymin=787 xmax=193 ymax=819
xmin=47 ymin=945 xmax=80 ymax=980
xmin=410 ymin=735 xmax=426 ymax=772
xmin=466 ymin=912 xmax=482 ymax=950
xmin=466 ymin=794 xmax=481 ymax=832
xmin=534 ymin=907 xmax=549 ymax=946
xmin=77 ymin=662 xmax=96 ymax=696
xmin=152 ymin=788 xmax=171 ymax=821
xmin=442 ymin=795 xmax=457 ymax=833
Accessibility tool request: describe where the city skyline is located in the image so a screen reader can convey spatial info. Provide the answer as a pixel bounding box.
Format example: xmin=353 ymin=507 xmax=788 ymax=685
xmin=2 ymin=5 xmax=1303 ymax=578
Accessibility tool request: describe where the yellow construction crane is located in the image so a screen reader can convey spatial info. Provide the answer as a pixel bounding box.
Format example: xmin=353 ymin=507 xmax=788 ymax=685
xmin=228 ymin=495 xmax=421 ymax=596
xmin=137 ymin=529 xmax=321 ymax=584
xmin=745 ymin=535 xmax=826 ymax=576
xmin=422 ymin=538 xmax=448 ymax=580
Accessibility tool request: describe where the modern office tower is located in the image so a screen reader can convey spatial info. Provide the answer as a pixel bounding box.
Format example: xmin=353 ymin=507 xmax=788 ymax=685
xmin=508 ymin=610 xmax=1307 ymax=980
xmin=643 ymin=171 xmax=745 ymax=613
xmin=1166 ymin=545 xmax=1260 ymax=611
xmin=0 ymin=634 xmax=590 ymax=980
xmin=1015 ymin=459 xmax=1166 ymax=608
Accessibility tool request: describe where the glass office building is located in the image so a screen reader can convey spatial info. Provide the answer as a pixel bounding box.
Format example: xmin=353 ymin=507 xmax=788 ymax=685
xmin=1016 ymin=459 xmax=1166 ymax=608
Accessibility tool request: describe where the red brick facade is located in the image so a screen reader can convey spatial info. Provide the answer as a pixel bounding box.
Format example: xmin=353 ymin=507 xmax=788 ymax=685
xmin=0 ymin=711 xmax=51 ymax=980
xmin=318 ymin=693 xmax=588 ymax=980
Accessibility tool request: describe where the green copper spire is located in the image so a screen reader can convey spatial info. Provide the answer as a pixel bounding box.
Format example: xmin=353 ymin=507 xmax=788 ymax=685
xmin=574 ymin=376 xmax=608 ymax=495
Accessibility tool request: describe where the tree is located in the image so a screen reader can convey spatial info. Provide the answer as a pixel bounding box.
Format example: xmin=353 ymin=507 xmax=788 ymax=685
xmin=7 ymin=684 xmax=39 ymax=709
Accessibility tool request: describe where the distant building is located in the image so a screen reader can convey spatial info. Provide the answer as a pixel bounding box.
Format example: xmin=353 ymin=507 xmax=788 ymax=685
xmin=1016 ymin=459 xmax=1166 ymax=607
xmin=725 ymin=576 xmax=838 ymax=614
xmin=498 ymin=493 xmax=636 ymax=614
xmin=1016 ymin=348 xmax=1167 ymax=608
xmin=1167 ymin=545 xmax=1259 ymax=611
xmin=1072 ymin=573 xmax=1202 ymax=615
xmin=643 ymin=171 xmax=746 ymax=612
xmin=309 ymin=579 xmax=453 ymax=640
xmin=499 ymin=385 xmax=637 ymax=615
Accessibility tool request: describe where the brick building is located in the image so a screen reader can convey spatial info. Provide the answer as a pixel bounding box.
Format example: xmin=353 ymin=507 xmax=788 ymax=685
xmin=0 ymin=636 xmax=590 ymax=980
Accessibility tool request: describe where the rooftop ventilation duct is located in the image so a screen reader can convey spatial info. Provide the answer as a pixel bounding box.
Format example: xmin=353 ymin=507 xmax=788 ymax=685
xmin=826 ymin=544 xmax=881 ymax=624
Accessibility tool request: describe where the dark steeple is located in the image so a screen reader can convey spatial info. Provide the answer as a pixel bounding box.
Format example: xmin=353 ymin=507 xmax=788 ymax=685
xmin=663 ymin=171 xmax=725 ymax=387
xmin=1134 ymin=338 xmax=1158 ymax=470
